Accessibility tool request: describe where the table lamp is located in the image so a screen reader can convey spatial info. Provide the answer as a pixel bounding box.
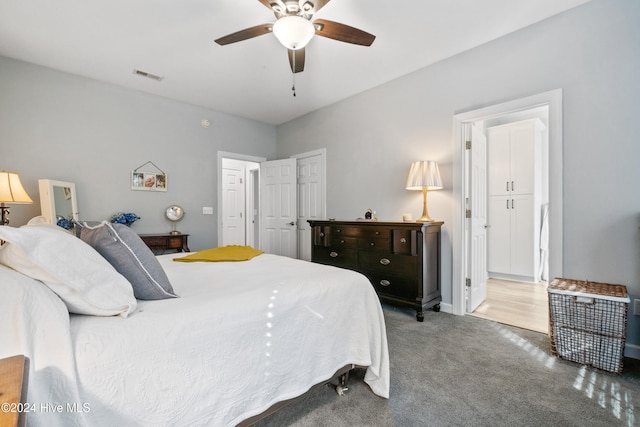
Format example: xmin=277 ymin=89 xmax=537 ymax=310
xmin=0 ymin=171 xmax=33 ymax=226
xmin=406 ymin=161 xmax=442 ymax=222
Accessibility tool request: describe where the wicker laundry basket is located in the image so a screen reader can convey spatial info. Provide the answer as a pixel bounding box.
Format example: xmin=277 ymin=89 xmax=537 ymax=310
xmin=548 ymin=278 xmax=629 ymax=374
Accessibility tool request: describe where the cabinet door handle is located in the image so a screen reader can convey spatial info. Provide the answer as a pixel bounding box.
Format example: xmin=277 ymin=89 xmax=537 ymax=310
xmin=330 ymin=251 xmax=338 ymax=258
xmin=380 ymin=279 xmax=391 ymax=286
xmin=379 ymin=258 xmax=390 ymax=265
xmin=506 ymin=199 xmax=509 ymax=209
xmin=511 ymin=181 xmax=514 ymax=191
xmin=511 ymin=199 xmax=514 ymax=209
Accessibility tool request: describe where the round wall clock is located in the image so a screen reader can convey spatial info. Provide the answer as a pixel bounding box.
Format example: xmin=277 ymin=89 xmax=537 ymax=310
xmin=165 ymin=205 xmax=184 ymax=235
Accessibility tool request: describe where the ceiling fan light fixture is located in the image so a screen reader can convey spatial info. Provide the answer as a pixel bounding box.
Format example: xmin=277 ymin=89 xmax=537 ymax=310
xmin=272 ymin=16 xmax=315 ymax=50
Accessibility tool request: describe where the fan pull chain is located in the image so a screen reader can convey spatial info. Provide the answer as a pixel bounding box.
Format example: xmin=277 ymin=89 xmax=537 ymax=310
xmin=291 ymin=53 xmax=297 ymax=97
xmin=292 ymin=74 xmax=296 ymax=97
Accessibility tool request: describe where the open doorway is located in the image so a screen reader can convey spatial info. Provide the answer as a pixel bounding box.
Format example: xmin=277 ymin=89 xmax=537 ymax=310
xmin=217 ymin=150 xmax=326 ymax=260
xmin=217 ymin=152 xmax=265 ymax=249
xmin=468 ymin=108 xmax=549 ymax=332
xmin=451 ymin=90 xmax=563 ymax=330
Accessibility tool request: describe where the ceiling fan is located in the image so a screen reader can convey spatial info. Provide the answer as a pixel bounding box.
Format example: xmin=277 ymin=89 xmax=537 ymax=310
xmin=214 ymin=0 xmax=376 ymax=74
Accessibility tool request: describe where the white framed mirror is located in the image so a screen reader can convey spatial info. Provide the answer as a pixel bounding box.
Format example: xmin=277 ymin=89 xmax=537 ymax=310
xmin=38 ymin=179 xmax=78 ymax=229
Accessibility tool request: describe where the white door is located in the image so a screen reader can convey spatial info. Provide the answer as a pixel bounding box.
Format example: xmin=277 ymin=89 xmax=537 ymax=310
xmin=467 ymin=124 xmax=488 ymax=312
xmin=221 ymin=160 xmax=246 ymax=246
xmin=294 ymin=151 xmax=325 ymax=261
xmin=260 ymin=158 xmax=298 ymax=257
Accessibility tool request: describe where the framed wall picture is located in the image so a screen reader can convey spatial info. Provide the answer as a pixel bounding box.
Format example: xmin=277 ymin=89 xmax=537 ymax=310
xmin=131 ymin=161 xmax=167 ymax=192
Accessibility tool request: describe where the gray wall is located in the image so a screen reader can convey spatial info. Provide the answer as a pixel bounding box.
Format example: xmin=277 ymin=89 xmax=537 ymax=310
xmin=0 ymin=56 xmax=277 ymax=251
xmin=1 ymin=0 xmax=639 ymax=351
xmin=277 ymin=0 xmax=640 ymax=348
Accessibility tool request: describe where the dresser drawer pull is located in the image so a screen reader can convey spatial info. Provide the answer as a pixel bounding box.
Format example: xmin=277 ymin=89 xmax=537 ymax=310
xmin=370 ymin=242 xmax=375 ymax=246
xmin=375 ymin=231 xmax=380 ymax=235
xmin=336 ymin=229 xmax=342 ymax=233
xmin=400 ymin=237 xmax=407 ymax=244
xmin=379 ymin=258 xmax=390 ymax=265
xmin=340 ymin=240 xmax=345 ymax=244
xmin=319 ymin=232 xmax=324 ymax=237
xmin=330 ymin=251 xmax=339 ymax=258
xmin=380 ymin=279 xmax=391 ymax=286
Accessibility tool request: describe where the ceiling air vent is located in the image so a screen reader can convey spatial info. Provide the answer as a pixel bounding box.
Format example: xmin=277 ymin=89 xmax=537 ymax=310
xmin=133 ymin=69 xmax=164 ymax=81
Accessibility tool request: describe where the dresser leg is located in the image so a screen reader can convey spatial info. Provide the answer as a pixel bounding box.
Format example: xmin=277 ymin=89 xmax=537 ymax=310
xmin=416 ymin=311 xmax=424 ymax=322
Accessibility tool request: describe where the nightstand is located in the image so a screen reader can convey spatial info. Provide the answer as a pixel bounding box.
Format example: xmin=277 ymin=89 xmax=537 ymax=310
xmin=0 ymin=355 xmax=29 ymax=427
xmin=139 ymin=233 xmax=190 ymax=254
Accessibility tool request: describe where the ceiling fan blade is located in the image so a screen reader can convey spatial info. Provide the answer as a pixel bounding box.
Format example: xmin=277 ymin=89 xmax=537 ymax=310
xmin=214 ymin=24 xmax=273 ymax=46
xmin=288 ymin=48 xmax=305 ymax=73
xmin=314 ymin=19 xmax=375 ymax=46
xmin=257 ymin=0 xmax=274 ymax=9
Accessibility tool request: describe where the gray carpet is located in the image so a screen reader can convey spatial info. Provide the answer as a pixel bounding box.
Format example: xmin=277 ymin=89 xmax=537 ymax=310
xmin=253 ymin=305 xmax=640 ymax=427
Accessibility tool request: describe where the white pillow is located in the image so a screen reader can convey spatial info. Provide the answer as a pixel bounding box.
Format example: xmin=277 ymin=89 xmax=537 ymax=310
xmin=0 ymin=223 xmax=137 ymax=317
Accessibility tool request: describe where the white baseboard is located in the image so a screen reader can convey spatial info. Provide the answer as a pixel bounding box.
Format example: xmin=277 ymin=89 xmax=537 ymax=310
xmin=625 ymin=343 xmax=640 ymax=360
xmin=439 ymin=302 xmax=453 ymax=314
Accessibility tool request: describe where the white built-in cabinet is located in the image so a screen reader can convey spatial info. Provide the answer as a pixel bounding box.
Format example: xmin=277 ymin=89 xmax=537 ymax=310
xmin=487 ymin=119 xmax=545 ymax=282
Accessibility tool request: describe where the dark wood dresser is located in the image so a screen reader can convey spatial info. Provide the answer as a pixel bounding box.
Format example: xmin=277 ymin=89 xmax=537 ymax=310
xmin=139 ymin=233 xmax=190 ymax=254
xmin=308 ymin=220 xmax=443 ymax=321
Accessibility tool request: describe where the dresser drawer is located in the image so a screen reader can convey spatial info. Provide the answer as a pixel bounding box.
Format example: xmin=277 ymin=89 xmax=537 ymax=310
xmin=392 ymin=229 xmax=417 ymax=255
xmin=357 ymin=237 xmax=391 ymax=251
xmin=358 ymin=251 xmax=418 ymax=278
xmin=328 ymin=225 xmax=359 ymax=237
xmin=358 ymin=228 xmax=391 ymax=239
xmin=142 ymin=236 xmax=168 ymax=247
xmin=313 ymin=247 xmax=357 ymax=268
xmin=366 ymin=273 xmax=417 ymax=300
xmin=329 ymin=236 xmax=357 ymax=248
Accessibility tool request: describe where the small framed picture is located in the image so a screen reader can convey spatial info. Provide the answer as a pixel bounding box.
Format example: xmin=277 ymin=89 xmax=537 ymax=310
xmin=131 ymin=171 xmax=167 ymax=192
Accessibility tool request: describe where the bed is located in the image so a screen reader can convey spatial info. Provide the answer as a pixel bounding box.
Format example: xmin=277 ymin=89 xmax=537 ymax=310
xmin=0 ymin=221 xmax=389 ymax=426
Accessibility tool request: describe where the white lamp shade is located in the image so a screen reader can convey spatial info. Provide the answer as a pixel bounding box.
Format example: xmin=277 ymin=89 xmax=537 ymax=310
xmin=272 ymin=16 xmax=315 ymax=50
xmin=0 ymin=171 xmax=33 ymax=203
xmin=406 ymin=161 xmax=443 ymax=190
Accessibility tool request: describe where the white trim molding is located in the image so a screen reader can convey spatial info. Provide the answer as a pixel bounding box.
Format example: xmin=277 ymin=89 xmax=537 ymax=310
xmin=451 ymin=89 xmax=563 ymax=316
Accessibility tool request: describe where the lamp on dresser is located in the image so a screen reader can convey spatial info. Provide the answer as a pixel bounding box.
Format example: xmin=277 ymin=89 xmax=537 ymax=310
xmin=0 ymin=171 xmax=33 ymax=226
xmin=406 ymin=160 xmax=442 ymax=223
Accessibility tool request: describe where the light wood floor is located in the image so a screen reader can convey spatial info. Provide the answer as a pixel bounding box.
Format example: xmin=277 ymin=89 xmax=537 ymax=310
xmin=470 ymin=278 xmax=549 ymax=334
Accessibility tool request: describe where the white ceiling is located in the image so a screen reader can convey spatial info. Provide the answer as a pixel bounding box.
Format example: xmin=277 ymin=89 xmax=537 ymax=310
xmin=0 ymin=0 xmax=591 ymax=125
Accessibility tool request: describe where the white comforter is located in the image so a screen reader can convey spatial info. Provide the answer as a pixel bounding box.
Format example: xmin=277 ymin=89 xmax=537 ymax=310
xmin=2 ymin=254 xmax=389 ymax=426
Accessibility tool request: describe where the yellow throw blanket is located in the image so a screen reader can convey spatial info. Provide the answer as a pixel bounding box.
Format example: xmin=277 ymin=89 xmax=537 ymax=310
xmin=173 ymin=245 xmax=264 ymax=262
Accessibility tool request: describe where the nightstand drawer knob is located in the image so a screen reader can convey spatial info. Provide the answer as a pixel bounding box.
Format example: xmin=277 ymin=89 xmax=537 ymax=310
xmin=330 ymin=251 xmax=339 ymax=258
xmin=380 ymin=279 xmax=391 ymax=286
xmin=370 ymin=242 xmax=375 ymax=246
xmin=400 ymin=237 xmax=407 ymax=244
xmin=319 ymin=232 xmax=324 ymax=237
xmin=379 ymin=258 xmax=390 ymax=265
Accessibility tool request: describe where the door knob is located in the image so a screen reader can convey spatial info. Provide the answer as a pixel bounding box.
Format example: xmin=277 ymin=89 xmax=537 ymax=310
xmin=287 ymin=221 xmax=295 ymax=226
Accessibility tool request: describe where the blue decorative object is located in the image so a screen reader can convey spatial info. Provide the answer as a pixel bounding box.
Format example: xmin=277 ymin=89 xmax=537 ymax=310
xmin=56 ymin=216 xmax=75 ymax=231
xmin=111 ymin=212 xmax=140 ymax=227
